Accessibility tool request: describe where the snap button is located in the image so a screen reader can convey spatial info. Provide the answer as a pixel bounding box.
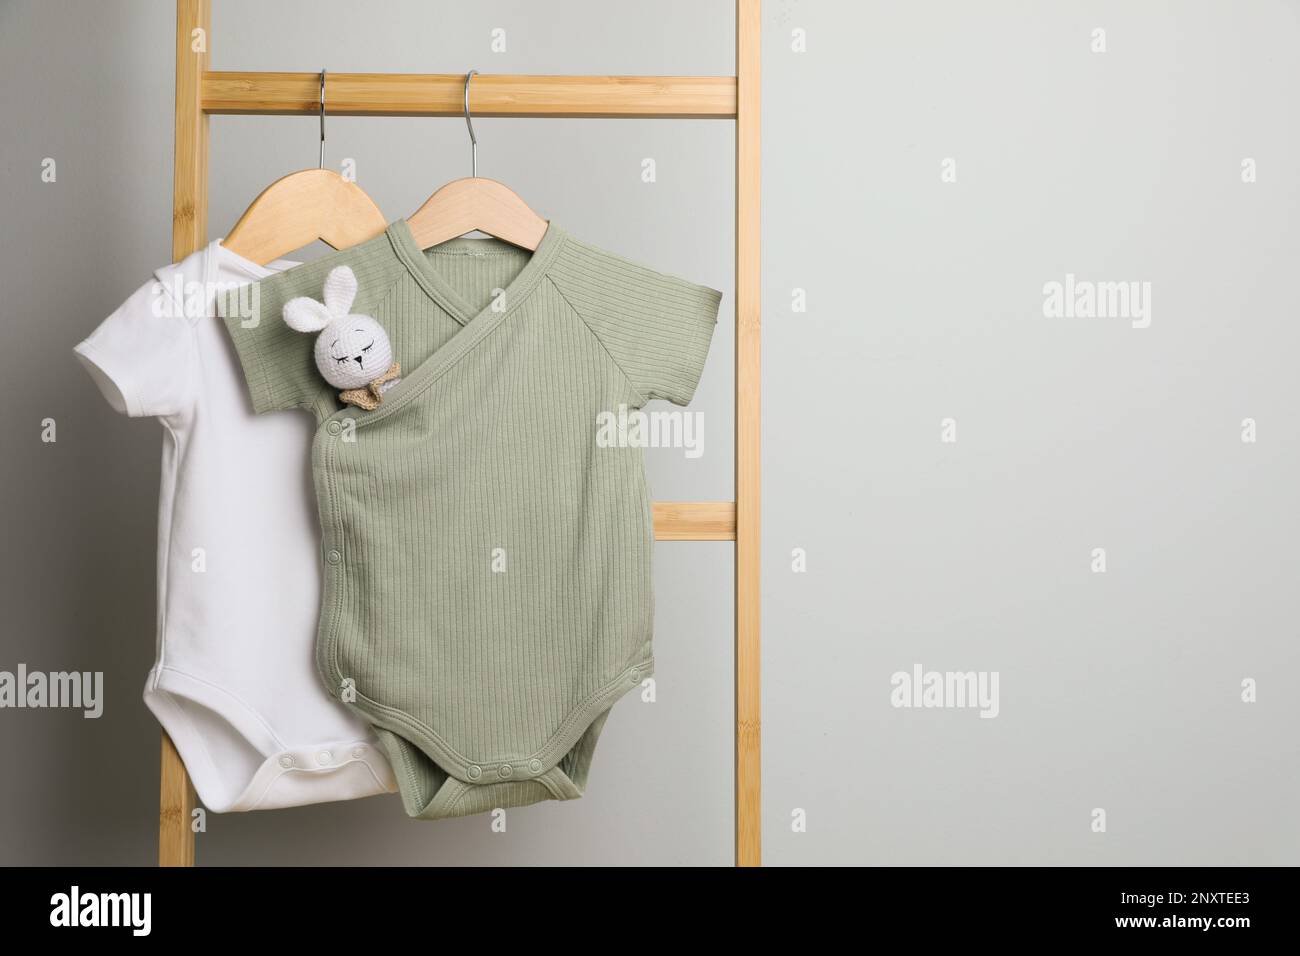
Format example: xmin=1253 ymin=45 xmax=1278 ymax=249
xmin=317 ymin=751 xmax=332 ymax=766
xmin=326 ymin=549 xmax=342 ymax=564
xmin=498 ymin=764 xmax=513 ymax=779
xmin=630 ymin=670 xmax=640 ymax=684
xmin=528 ymin=759 xmax=542 ymax=775
xmin=326 ymin=421 xmax=342 ymax=436
xmin=351 ymin=747 xmax=366 ymax=759
xmin=279 ymin=755 xmax=294 ymax=769
xmin=467 ymin=765 xmax=482 ymax=780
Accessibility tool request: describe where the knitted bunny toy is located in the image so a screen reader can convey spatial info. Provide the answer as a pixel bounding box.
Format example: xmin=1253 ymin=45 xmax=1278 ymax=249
xmin=283 ymin=265 xmax=401 ymax=411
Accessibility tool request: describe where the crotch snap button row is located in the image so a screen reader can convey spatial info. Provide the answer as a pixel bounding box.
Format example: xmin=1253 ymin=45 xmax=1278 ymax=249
xmin=498 ymin=764 xmax=513 ymax=779
xmin=326 ymin=421 xmax=342 ymax=436
xmin=467 ymin=765 xmax=482 ymax=780
xmin=279 ymin=755 xmax=295 ymax=769
xmin=317 ymin=751 xmax=332 ymax=766
xmin=528 ymin=759 xmax=543 ymax=775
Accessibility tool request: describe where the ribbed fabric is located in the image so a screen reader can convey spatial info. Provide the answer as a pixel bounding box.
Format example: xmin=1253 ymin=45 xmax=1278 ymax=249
xmin=220 ymin=220 xmax=721 ymax=820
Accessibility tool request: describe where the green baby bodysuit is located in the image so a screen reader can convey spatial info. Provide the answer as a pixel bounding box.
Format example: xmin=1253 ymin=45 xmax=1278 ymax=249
xmin=219 ymin=221 xmax=721 ymax=819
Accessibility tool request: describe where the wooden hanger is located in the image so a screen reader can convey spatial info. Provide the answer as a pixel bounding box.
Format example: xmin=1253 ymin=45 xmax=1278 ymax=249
xmin=405 ymin=71 xmax=548 ymax=251
xmin=223 ymin=70 xmax=388 ymax=265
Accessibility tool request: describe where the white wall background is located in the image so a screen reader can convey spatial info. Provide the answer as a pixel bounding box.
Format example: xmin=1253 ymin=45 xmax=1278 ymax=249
xmin=2 ymin=0 xmax=1298 ymax=866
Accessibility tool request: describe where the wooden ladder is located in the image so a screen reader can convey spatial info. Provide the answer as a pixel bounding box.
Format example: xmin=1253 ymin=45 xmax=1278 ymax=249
xmin=165 ymin=0 xmax=761 ymax=866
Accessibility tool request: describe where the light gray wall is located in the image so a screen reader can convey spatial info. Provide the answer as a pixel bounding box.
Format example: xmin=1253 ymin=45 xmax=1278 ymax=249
xmin=763 ymin=0 xmax=1300 ymax=865
xmin=2 ymin=0 xmax=1298 ymax=866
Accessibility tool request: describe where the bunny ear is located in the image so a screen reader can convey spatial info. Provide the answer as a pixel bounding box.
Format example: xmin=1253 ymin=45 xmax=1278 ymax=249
xmin=322 ymin=266 xmax=358 ymax=316
xmin=282 ymin=296 xmax=333 ymax=333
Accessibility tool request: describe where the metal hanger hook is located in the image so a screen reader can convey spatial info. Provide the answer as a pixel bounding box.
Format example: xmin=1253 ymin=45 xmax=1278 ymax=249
xmin=464 ymin=70 xmax=478 ymax=177
xmin=318 ymin=68 xmax=327 ymax=169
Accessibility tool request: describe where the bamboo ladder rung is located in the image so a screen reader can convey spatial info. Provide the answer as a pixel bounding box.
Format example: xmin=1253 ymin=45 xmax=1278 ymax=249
xmin=202 ymin=72 xmax=737 ymax=118
xmin=654 ymin=502 xmax=736 ymax=541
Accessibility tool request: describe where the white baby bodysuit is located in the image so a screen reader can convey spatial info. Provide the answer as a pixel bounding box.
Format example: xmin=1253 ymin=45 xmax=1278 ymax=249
xmin=74 ymin=240 xmax=396 ymax=812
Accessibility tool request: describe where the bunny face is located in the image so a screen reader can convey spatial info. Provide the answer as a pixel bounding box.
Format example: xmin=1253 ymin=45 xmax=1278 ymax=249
xmin=283 ymin=265 xmax=397 ymax=391
xmin=313 ymin=315 xmax=394 ymax=390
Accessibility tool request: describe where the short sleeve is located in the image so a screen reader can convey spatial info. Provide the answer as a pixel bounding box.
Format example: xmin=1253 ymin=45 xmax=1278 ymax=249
xmin=552 ymin=240 xmax=723 ymax=407
xmin=216 ymin=264 xmax=330 ymax=414
xmin=73 ymin=276 xmax=197 ymax=419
